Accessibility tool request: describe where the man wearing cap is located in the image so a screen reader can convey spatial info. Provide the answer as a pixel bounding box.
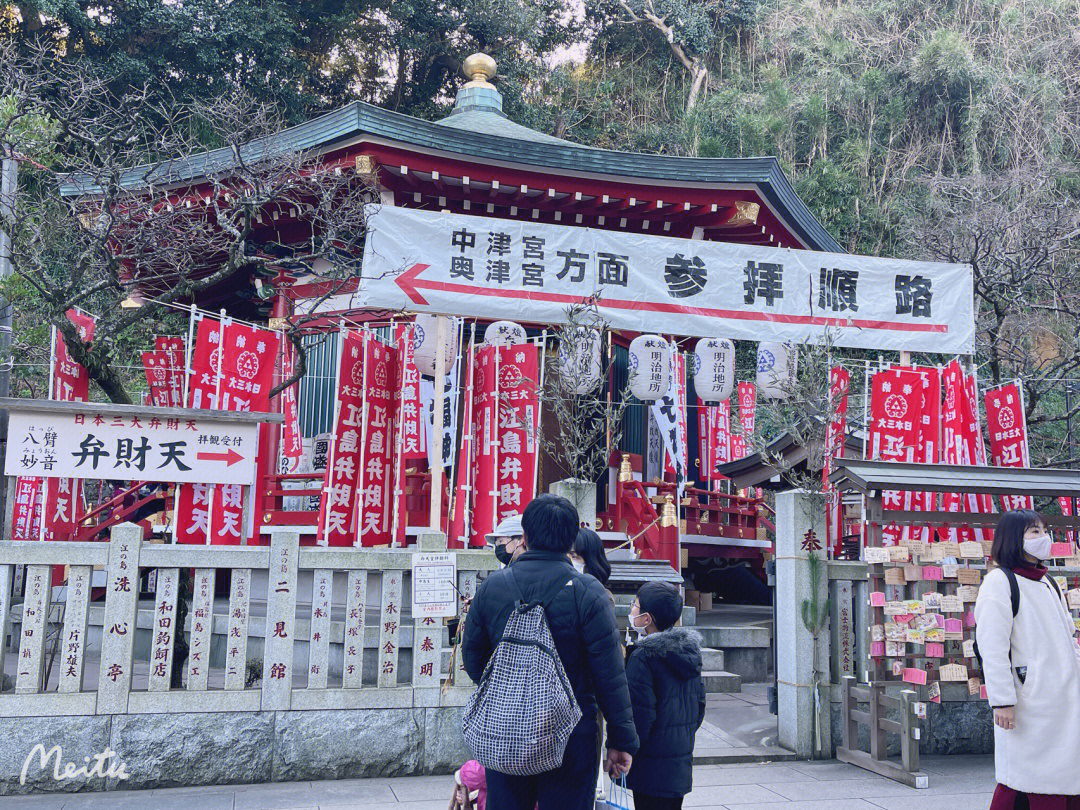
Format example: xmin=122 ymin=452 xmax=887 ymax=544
xmin=487 ymin=514 xmax=525 ymax=566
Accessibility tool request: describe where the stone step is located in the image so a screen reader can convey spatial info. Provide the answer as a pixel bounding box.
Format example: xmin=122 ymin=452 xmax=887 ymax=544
xmin=695 ymin=625 xmax=770 ymax=649
xmin=694 ymin=626 xmax=772 ymax=682
xmin=693 ymin=746 xmax=797 ymax=765
xmin=700 ymin=647 xmax=725 ymax=672
xmin=702 ymin=670 xmax=741 ymax=693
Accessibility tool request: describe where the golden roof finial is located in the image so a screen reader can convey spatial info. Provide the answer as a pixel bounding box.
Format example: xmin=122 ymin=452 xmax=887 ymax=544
xmin=462 ymin=53 xmax=497 ymax=87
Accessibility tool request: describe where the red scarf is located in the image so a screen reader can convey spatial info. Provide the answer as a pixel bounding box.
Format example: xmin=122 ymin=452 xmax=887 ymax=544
xmin=1013 ymin=563 xmax=1048 ymax=581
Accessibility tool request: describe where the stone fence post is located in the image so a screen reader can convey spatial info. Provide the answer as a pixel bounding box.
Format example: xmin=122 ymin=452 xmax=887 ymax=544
xmin=775 ymin=490 xmax=831 ymax=759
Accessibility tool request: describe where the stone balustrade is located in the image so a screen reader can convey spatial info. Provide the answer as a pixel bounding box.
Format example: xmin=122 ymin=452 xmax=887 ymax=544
xmin=0 ymin=524 xmax=498 ymax=794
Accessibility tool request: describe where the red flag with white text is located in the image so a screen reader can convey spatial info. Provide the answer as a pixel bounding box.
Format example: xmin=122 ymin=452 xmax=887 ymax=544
xmin=177 ymin=317 xmax=279 ymax=544
xmin=697 ymin=396 xmax=731 ymax=484
xmin=984 ymin=382 xmax=1034 ymax=511
xmin=355 ymin=337 xmax=396 ymax=547
xmin=317 ymin=330 xmax=366 ymax=546
xmin=823 ymin=367 xmax=850 ymax=552
xmin=155 ymin=335 xmax=185 ymax=407
xmin=142 ymin=352 xmax=173 ymax=408
xmin=12 ymin=476 xmax=42 ymax=541
xmin=42 ymin=309 xmax=96 ymax=542
xmin=869 ymin=367 xmax=923 ymax=545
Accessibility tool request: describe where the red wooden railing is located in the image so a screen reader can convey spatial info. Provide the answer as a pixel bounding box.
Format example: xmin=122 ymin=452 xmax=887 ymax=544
xmin=73 ymin=482 xmax=164 ymax=542
xmin=599 ymin=472 xmax=772 ymax=571
xmin=259 ymin=469 xmax=449 ymax=543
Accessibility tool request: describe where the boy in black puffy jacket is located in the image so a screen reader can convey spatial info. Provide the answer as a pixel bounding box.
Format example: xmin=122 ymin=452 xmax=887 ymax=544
xmin=624 ymin=581 xmax=706 ymax=810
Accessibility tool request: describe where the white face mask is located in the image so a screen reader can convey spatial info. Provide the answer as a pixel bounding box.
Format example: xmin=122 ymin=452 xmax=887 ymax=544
xmin=572 ymin=560 xmax=585 ymax=575
xmin=1024 ymin=533 xmax=1053 ymax=561
xmin=628 ymin=612 xmax=649 ymax=640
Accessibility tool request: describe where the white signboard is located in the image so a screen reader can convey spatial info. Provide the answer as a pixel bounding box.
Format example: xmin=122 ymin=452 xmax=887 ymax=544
xmin=8 ymin=407 xmax=259 ymax=485
xmin=321 ymin=205 xmax=974 ymax=354
xmin=411 ymin=551 xmax=458 ymax=619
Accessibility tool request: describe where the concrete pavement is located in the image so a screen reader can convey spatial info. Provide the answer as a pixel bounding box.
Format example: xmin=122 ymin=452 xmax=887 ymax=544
xmin=2 ymin=755 xmax=997 ymax=809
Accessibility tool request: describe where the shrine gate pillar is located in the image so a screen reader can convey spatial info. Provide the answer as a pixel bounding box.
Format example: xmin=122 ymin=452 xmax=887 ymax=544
xmin=775 ymin=490 xmax=831 ymax=759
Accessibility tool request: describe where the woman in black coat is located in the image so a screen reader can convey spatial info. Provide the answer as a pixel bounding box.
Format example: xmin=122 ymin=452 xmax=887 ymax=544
xmin=625 ymin=582 xmax=706 ymax=810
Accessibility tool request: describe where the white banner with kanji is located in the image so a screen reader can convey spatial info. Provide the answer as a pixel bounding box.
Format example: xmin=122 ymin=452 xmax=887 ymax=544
xmin=652 ymin=349 xmax=687 ymax=485
xmin=341 ymin=205 xmax=975 ymax=353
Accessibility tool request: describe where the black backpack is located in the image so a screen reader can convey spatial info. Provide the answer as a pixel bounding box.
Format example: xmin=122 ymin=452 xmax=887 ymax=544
xmin=973 ymin=569 xmax=1062 ymax=670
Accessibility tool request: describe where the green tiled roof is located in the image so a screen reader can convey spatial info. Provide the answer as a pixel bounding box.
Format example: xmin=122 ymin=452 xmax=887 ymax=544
xmin=436 ymin=108 xmax=580 ymax=146
xmin=60 ymin=100 xmax=843 ymax=253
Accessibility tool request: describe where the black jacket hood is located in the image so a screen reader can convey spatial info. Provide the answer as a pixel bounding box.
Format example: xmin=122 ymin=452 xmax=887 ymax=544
xmin=636 ymin=627 xmax=702 ymax=681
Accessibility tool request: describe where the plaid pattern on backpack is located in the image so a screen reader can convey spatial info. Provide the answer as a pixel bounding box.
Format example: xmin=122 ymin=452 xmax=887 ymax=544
xmin=462 ymin=569 xmax=583 ymax=776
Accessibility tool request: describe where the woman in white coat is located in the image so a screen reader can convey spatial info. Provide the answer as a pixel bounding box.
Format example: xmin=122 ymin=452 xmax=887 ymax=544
xmin=975 ymin=509 xmax=1080 ymax=809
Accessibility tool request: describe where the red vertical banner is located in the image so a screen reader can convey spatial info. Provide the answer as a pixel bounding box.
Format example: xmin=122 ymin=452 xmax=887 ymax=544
xmin=984 ymin=382 xmax=1034 ymax=511
xmin=823 ymin=367 xmax=851 ymax=552
xmin=940 ymin=360 xmax=993 ymax=541
xmin=142 ymin=352 xmax=173 ymax=408
xmin=698 ymin=397 xmax=732 ymax=485
xmin=398 ymin=327 xmax=426 ymax=461
xmin=12 ymin=477 xmax=43 ymax=541
xmin=356 ymin=337 xmax=396 ymax=547
xmin=318 ymin=330 xmax=365 ymax=546
xmin=42 ymin=310 xmax=96 ymax=542
xmin=471 ymin=345 xmax=499 ymax=548
xmin=177 ymin=316 xmax=279 ymax=544
xmin=1060 ymin=497 xmax=1075 ymax=544
xmin=965 ymin=371 xmax=996 ymax=541
xmin=911 ymin=366 xmax=941 ymax=543
xmin=697 ymin=398 xmax=711 ymax=485
xmin=493 ymin=343 xmax=539 ymax=527
xmin=209 ymin=321 xmax=278 ymax=545
xmin=730 ymin=382 xmax=756 ymax=460
xmin=715 ymin=400 xmax=731 ymax=472
xmin=868 ymin=367 xmax=923 ymax=545
xmin=941 ymin=360 xmax=970 ymax=541
xmin=391 ymin=325 xmax=426 ymax=546
xmin=175 ymin=316 xmax=222 ymax=543
xmin=156 ymin=336 xmax=185 ymax=407
xmin=279 ymin=341 xmax=303 ymax=474
xmin=676 ymin=356 xmax=688 ymax=480
xmin=823 ymin=367 xmax=851 ymax=482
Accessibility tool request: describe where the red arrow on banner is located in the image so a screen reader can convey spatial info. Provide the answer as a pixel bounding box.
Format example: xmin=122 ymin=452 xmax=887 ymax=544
xmin=394 ymin=262 xmax=949 ymax=334
xmin=196 ymin=448 xmax=245 ymax=466
xmin=395 ymin=262 xmax=431 ymax=305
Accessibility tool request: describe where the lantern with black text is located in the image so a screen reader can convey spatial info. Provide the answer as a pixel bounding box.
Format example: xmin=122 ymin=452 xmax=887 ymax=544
xmin=692 ymin=338 xmax=735 ymax=403
xmin=412 ymin=314 xmax=457 ymax=377
xmin=628 ymin=335 xmax=671 ymax=401
xmin=557 ymin=327 xmax=603 ymax=395
xmin=756 ymin=341 xmax=797 ymax=399
xmin=485 ymin=320 xmax=527 ymax=347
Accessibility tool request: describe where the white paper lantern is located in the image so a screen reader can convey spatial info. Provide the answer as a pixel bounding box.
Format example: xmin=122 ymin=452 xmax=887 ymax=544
xmin=628 ymin=335 xmax=671 ymax=401
xmin=557 ymin=327 xmax=603 ymax=395
xmin=486 ymin=320 xmax=527 ymax=347
xmin=756 ymin=341 xmax=797 ymax=399
xmin=412 ymin=314 xmax=457 ymax=377
xmin=692 ymin=338 xmax=735 ymax=403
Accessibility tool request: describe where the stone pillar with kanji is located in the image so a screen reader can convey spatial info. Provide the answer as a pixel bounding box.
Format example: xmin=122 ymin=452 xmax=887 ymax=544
xmin=775 ymin=491 xmax=831 ymax=759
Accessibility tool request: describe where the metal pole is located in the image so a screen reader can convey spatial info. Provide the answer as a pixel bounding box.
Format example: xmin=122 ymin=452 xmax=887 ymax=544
xmin=0 ymin=155 xmax=17 ymax=524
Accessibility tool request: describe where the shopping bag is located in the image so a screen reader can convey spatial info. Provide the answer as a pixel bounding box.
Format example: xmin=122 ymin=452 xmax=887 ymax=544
xmin=595 ymin=775 xmax=631 ymax=810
